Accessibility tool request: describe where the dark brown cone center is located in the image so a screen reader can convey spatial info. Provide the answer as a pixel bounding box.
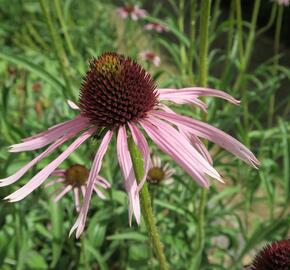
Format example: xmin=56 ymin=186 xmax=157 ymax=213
xmin=65 ymin=164 xmax=88 ymax=187
xmin=79 ymin=52 xmax=158 ymax=129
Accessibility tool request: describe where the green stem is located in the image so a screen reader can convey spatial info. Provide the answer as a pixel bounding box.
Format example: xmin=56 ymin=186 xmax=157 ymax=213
xmin=198 ymin=0 xmax=211 ymax=87
xmin=220 ymin=0 xmax=235 ymax=88
xmin=188 ymin=0 xmax=196 ymax=85
xmin=268 ymin=5 xmax=283 ymax=127
xmin=53 ymin=0 xmax=76 ymax=56
xmin=39 ymin=0 xmax=74 ymax=99
xmin=234 ymin=0 xmax=261 ymax=91
xmin=128 ymin=137 xmax=169 ymax=270
xmin=234 ymin=0 xmax=261 ymax=146
xmin=235 ymin=0 xmax=244 ymax=61
xmin=192 ymin=1 xmax=211 ymax=268
xmin=257 ymin=3 xmax=277 ymax=36
xmin=178 ymin=0 xmax=187 ymax=79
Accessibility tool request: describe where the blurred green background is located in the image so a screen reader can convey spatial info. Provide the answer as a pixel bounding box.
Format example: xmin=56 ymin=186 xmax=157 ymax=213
xmin=0 ymin=0 xmax=289 ymax=269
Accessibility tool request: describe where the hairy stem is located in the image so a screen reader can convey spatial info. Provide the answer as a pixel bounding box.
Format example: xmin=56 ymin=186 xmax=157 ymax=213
xmin=268 ymin=5 xmax=283 ymax=127
xmin=192 ymin=0 xmax=211 ymax=268
xmin=128 ymin=137 xmax=169 ymax=270
xmin=39 ymin=0 xmax=74 ymax=99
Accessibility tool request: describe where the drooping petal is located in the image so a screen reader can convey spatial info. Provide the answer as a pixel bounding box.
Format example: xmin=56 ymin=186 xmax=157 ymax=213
xmin=117 ymin=126 xmax=141 ymax=226
xmin=93 ymin=186 xmax=106 ymax=199
xmin=50 ymin=169 xmax=66 ymax=177
xmin=157 ymin=87 xmax=240 ymax=105
xmin=0 ymin=127 xmax=83 ymax=186
xmin=45 ymin=178 xmax=65 ymax=188
xmin=95 ymin=176 xmax=111 ymax=189
xmin=153 ymin=111 xmax=260 ymax=168
xmin=67 ymin=100 xmax=80 ymax=110
xmin=141 ymin=116 xmax=222 ymax=187
xmin=5 ymin=128 xmax=95 ymax=202
xmin=160 ymin=104 xmax=213 ymax=164
xmin=73 ymin=188 xmax=81 ymax=212
xmin=53 ymin=185 xmax=73 ymax=203
xmin=128 ymin=123 xmax=150 ymax=192
xmin=158 ymin=92 xmax=208 ymax=111
xmin=10 ymin=116 xmax=89 ymax=152
xmin=70 ymin=130 xmax=113 ymax=238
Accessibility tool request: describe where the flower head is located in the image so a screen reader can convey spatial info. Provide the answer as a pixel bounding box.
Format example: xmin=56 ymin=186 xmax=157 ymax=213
xmin=116 ymin=5 xmax=146 ymax=21
xmin=46 ymin=165 xmax=110 ymax=212
xmin=251 ymin=239 xmax=290 ymax=269
xmin=274 ymin=0 xmax=290 ymax=6
xmin=147 ymin=155 xmax=175 ymax=185
xmin=139 ymin=51 xmax=161 ymax=67
xmin=144 ymin=23 xmax=168 ymax=33
xmin=1 ymin=52 xmax=259 ymax=238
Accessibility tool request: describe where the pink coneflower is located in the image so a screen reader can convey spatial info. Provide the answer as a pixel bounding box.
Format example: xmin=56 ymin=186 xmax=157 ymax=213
xmin=144 ymin=23 xmax=169 ymax=33
xmin=1 ymin=52 xmax=259 ymax=238
xmin=147 ymin=155 xmax=175 ymax=185
xmin=46 ymin=164 xmax=110 ymax=212
xmin=250 ymin=239 xmax=290 ymax=269
xmin=274 ymin=0 xmax=290 ymax=6
xmin=139 ymin=51 xmax=161 ymax=67
xmin=116 ymin=5 xmax=146 ymax=21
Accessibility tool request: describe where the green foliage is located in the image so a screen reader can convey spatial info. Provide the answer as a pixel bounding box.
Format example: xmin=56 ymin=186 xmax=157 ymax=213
xmin=0 ymin=0 xmax=289 ymax=269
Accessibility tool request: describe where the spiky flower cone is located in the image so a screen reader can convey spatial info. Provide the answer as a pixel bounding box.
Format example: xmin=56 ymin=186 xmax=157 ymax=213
xmin=251 ymin=239 xmax=290 ymax=270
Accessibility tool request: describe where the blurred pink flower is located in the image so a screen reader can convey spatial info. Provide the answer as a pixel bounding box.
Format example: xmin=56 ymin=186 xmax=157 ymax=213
xmin=274 ymin=0 xmax=290 ymax=5
xmin=144 ymin=22 xmax=168 ymax=33
xmin=46 ymin=165 xmax=110 ymax=212
xmin=139 ymin=51 xmax=161 ymax=66
xmin=147 ymin=155 xmax=175 ymax=185
xmin=0 ymin=52 xmax=259 ymax=238
xmin=116 ymin=5 xmax=146 ymax=21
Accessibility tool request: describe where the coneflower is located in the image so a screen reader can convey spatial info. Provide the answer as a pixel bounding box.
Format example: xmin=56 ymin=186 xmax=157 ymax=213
xmin=147 ymin=155 xmax=175 ymax=185
xmin=250 ymin=239 xmax=290 ymax=269
xmin=116 ymin=5 xmax=146 ymax=21
xmin=46 ymin=165 xmax=110 ymax=212
xmin=144 ymin=23 xmax=168 ymax=33
xmin=139 ymin=51 xmax=161 ymax=67
xmin=0 ymin=52 xmax=259 ymax=237
xmin=274 ymin=0 xmax=290 ymax=6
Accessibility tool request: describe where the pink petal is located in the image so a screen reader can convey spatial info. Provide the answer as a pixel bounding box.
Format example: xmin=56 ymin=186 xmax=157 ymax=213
xmin=73 ymin=188 xmax=81 ymax=212
xmin=153 ymin=111 xmax=260 ymax=168
xmin=67 ymin=100 xmax=80 ymax=110
xmin=157 ymin=87 xmax=240 ymax=105
xmin=93 ymin=186 xmax=106 ymax=199
xmin=50 ymin=169 xmax=66 ymax=177
xmin=5 ymin=128 xmax=95 ymax=202
xmin=95 ymin=176 xmax=111 ymax=189
xmin=10 ymin=116 xmax=89 ymax=152
xmin=141 ymin=116 xmax=222 ymax=187
xmin=70 ymin=130 xmax=113 ymax=238
xmin=117 ymin=126 xmax=141 ymax=226
xmin=128 ymin=123 xmax=150 ymax=192
xmin=53 ymin=184 xmax=72 ymax=203
xmin=160 ymin=104 xmax=212 ymax=163
xmin=0 ymin=127 xmax=82 ymax=187
xmin=158 ymin=92 xmax=208 ymax=111
xmin=45 ymin=178 xmax=65 ymax=188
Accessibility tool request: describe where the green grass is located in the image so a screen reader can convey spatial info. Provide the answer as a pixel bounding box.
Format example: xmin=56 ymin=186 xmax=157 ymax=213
xmin=0 ymin=0 xmax=289 ymax=269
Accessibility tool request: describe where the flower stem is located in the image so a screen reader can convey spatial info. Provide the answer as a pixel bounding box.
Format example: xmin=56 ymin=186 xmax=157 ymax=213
xmin=192 ymin=1 xmax=211 ymax=268
xmin=53 ymin=0 xmax=76 ymax=56
xmin=268 ymin=5 xmax=283 ymax=127
xmin=39 ymin=0 xmax=75 ymax=99
xmin=198 ymin=0 xmax=211 ymax=88
xmin=128 ymin=137 xmax=169 ymax=270
xmin=188 ymin=0 xmax=196 ymax=85
xmin=234 ymin=0 xmax=261 ymax=146
xmin=178 ymin=0 xmax=187 ymax=80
